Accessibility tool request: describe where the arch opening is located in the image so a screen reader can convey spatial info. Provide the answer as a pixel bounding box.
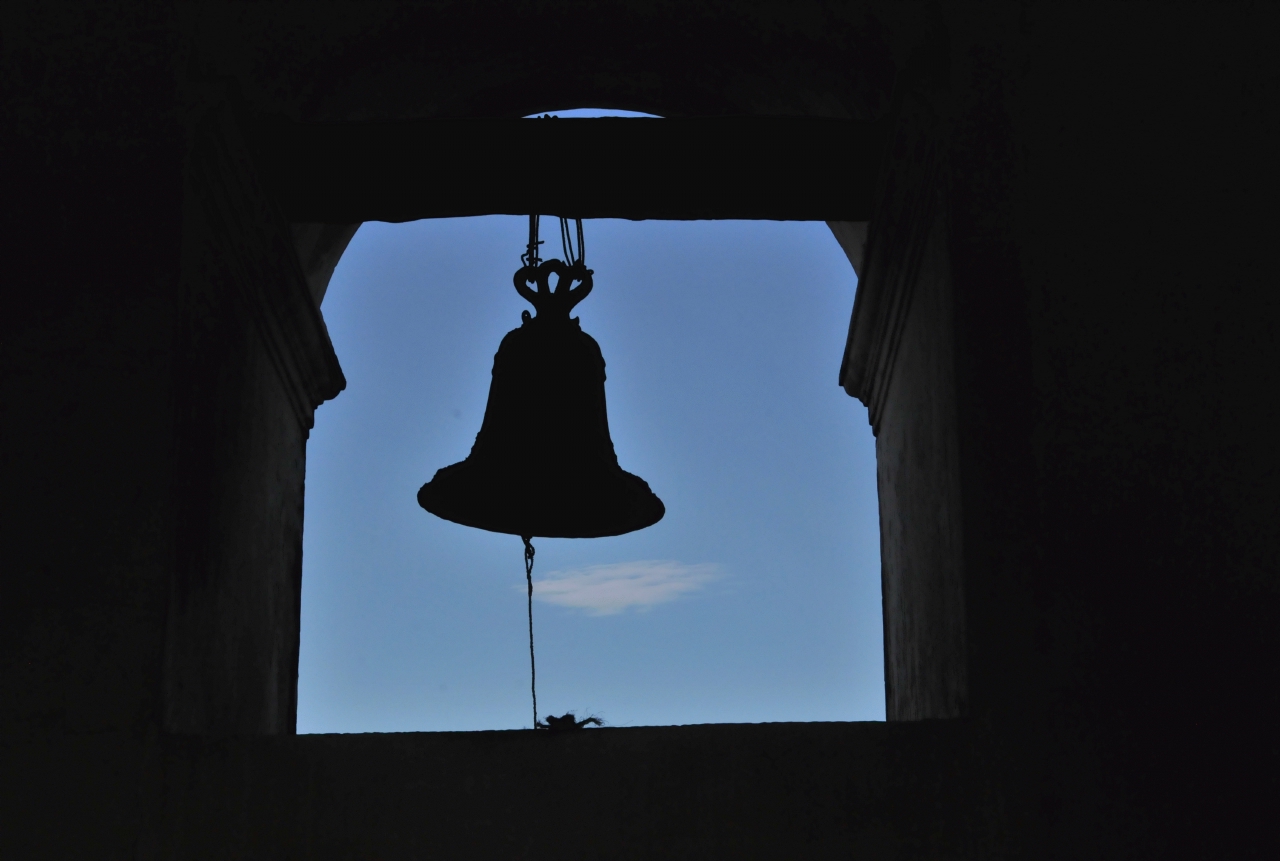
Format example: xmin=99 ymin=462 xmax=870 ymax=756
xmin=297 ymin=214 xmax=884 ymax=732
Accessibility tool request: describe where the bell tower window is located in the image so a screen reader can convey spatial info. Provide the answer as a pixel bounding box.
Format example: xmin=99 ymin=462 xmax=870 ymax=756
xmin=297 ymin=214 xmax=884 ymax=732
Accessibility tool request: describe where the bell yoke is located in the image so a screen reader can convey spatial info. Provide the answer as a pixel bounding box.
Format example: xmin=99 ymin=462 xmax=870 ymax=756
xmin=417 ymin=241 xmax=665 ymax=539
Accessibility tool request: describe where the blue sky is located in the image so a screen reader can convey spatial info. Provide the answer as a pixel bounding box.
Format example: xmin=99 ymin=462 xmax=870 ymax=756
xmin=297 ymin=112 xmax=882 ymax=733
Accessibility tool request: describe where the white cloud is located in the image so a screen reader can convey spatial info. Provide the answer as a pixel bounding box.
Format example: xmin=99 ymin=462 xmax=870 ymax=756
xmin=530 ymin=560 xmax=722 ymax=616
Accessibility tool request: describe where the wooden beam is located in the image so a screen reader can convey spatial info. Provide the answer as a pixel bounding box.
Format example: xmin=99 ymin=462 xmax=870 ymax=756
xmin=252 ymin=117 xmax=887 ymax=223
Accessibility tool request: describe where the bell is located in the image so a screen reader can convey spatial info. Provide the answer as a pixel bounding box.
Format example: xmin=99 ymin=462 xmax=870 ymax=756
xmin=417 ymin=257 xmax=664 ymax=538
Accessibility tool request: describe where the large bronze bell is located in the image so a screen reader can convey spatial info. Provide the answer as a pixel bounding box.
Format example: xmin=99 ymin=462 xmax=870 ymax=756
xmin=417 ymin=256 xmax=664 ymax=538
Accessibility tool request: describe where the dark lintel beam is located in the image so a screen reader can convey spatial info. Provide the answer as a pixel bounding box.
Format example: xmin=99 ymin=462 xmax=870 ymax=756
xmin=253 ymin=117 xmax=886 ymax=223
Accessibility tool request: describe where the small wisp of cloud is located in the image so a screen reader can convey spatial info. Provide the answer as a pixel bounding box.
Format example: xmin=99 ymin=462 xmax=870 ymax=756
xmin=531 ymin=560 xmax=722 ymax=616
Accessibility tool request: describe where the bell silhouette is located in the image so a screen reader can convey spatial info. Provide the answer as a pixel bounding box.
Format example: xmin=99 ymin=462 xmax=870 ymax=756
xmin=417 ymin=258 xmax=664 ymax=538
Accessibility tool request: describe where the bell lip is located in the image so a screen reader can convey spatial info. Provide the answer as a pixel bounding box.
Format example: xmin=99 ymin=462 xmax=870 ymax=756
xmin=416 ymin=472 xmax=665 ymax=539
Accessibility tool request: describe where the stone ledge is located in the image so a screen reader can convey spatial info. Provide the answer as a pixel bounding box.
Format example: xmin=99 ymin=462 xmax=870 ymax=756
xmin=150 ymin=721 xmax=981 ymax=859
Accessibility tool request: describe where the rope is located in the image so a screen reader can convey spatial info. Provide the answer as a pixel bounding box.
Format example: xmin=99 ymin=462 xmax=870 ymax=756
xmin=523 ymin=211 xmax=584 ymax=271
xmin=524 ymin=111 xmax=582 ymax=271
xmin=523 ymin=535 xmax=540 ymax=729
xmin=559 ymin=217 xmax=584 ymax=266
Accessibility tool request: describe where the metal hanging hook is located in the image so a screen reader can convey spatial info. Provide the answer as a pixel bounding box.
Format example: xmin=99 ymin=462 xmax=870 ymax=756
xmin=522 ymin=214 xmax=543 ymax=268
xmin=513 ymin=216 xmax=592 ymax=319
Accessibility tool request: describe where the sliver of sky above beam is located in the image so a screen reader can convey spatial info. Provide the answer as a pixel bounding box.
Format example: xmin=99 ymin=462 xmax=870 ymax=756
xmin=297 ymin=109 xmax=883 ymax=733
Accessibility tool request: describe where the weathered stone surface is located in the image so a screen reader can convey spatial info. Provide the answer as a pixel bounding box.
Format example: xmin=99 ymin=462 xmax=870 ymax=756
xmin=163 ymin=98 xmax=345 ymax=737
xmin=147 ymin=722 xmax=980 ymax=860
xmin=258 ymin=117 xmax=887 ymax=222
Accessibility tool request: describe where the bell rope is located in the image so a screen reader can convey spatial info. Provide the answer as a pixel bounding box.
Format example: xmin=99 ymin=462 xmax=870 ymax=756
xmin=523 ymin=535 xmax=541 ymax=730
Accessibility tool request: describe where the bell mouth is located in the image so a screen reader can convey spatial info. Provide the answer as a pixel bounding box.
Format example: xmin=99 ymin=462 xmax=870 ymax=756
xmin=417 ymin=457 xmax=664 ymax=539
